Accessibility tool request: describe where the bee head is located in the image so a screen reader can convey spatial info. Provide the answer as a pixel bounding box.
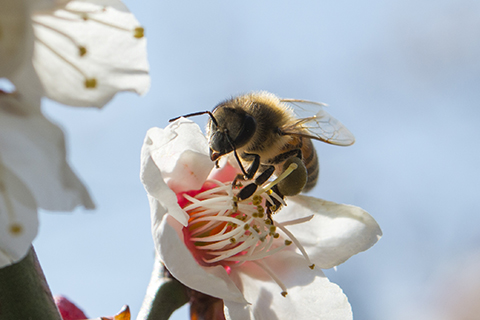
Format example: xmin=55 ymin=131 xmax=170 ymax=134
xmin=208 ymin=106 xmax=256 ymax=161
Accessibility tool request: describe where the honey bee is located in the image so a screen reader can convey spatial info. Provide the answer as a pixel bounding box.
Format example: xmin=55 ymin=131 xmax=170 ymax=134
xmin=170 ymin=91 xmax=355 ymax=208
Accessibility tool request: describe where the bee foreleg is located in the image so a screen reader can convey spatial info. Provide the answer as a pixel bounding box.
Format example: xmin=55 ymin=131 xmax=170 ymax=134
xmin=241 ymin=152 xmax=261 ymax=180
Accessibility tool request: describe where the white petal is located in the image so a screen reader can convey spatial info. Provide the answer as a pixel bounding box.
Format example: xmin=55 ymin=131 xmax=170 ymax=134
xmin=0 ymin=0 xmax=31 ymax=78
xmin=0 ymin=94 xmax=94 ymax=211
xmin=225 ymin=254 xmax=352 ymax=320
xmin=0 ymin=164 xmax=38 ymax=268
xmin=276 ymin=195 xmax=382 ymax=269
xmin=31 ymin=0 xmax=150 ymax=108
xmin=156 ymin=215 xmax=247 ymax=304
xmin=141 ymin=119 xmax=213 ymax=194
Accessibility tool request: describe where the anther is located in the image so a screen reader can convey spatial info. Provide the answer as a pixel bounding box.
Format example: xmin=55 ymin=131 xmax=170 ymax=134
xmin=78 ymin=46 xmax=87 ymax=56
xmin=285 ymin=240 xmax=292 ymax=246
xmin=252 ymin=195 xmax=262 ymax=205
xmin=309 ymin=264 xmax=315 ymax=270
xmin=9 ymin=223 xmax=23 ymax=236
xmin=281 ymin=291 xmax=288 ymax=297
xmin=134 ymin=27 xmax=145 ymax=38
xmin=84 ymin=78 xmax=97 ymax=89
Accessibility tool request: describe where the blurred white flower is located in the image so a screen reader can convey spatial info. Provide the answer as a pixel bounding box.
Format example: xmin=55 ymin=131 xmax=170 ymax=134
xmin=5 ymin=0 xmax=150 ymax=108
xmin=0 ymin=92 xmax=94 ymax=266
xmin=141 ymin=119 xmax=382 ymax=320
xmin=0 ymin=0 xmax=149 ymax=267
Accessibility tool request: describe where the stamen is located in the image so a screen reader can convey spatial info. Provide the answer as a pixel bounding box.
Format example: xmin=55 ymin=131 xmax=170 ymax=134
xmin=180 ymin=176 xmax=314 ymax=294
xmin=278 ymin=215 xmax=314 ymax=226
xmin=61 ymin=7 xmax=145 ymax=39
xmin=84 ymin=78 xmax=97 ymax=88
xmin=134 ymin=27 xmax=145 ymax=39
xmin=31 ymin=5 xmax=146 ymax=92
xmin=253 ymin=260 xmax=288 ymax=297
xmin=276 ymin=222 xmax=314 ymax=269
xmin=9 ymin=223 xmax=23 ymax=235
xmin=33 ymin=20 xmax=88 ymax=57
xmin=34 ymin=37 xmax=98 ymax=89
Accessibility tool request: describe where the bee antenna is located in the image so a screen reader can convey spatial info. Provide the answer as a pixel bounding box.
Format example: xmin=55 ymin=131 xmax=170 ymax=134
xmin=224 ymin=130 xmax=248 ymax=177
xmin=169 ymin=111 xmax=218 ymax=127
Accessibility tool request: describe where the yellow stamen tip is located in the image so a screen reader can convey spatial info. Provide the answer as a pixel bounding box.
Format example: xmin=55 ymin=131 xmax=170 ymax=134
xmin=85 ymin=78 xmax=97 ymax=89
xmin=285 ymin=240 xmax=292 ymax=246
xmin=230 ymin=238 xmax=236 ymax=244
xmin=78 ymin=46 xmax=87 ymax=57
xmin=134 ymin=27 xmax=145 ymax=38
xmin=309 ymin=264 xmax=315 ymax=270
xmin=9 ymin=223 xmax=23 ymax=236
xmin=281 ymin=291 xmax=288 ymax=297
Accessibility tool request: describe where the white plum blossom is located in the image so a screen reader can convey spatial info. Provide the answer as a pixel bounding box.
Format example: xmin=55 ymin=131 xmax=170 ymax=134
xmin=140 ymin=119 xmax=382 ymax=320
xmin=7 ymin=0 xmax=150 ymax=108
xmin=0 ymin=0 xmax=149 ymax=266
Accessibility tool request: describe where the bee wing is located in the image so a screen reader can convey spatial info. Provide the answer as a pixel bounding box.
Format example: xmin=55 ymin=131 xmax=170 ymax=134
xmin=280 ymin=99 xmax=355 ymax=146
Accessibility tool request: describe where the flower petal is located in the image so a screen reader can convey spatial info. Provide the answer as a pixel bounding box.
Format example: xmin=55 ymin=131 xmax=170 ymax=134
xmin=140 ymin=119 xmax=214 ymax=226
xmin=0 ymin=94 xmax=94 ymax=211
xmin=156 ymin=215 xmax=247 ymax=304
xmin=225 ymin=253 xmax=352 ymax=320
xmin=141 ymin=119 xmax=213 ymax=194
xmin=0 ymin=164 xmax=38 ymax=268
xmin=31 ymin=0 xmax=150 ymax=108
xmin=276 ymin=195 xmax=382 ymax=269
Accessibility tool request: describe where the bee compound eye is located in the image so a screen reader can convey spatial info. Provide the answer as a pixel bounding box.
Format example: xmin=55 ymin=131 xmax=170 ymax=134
xmin=233 ymin=115 xmax=256 ymax=147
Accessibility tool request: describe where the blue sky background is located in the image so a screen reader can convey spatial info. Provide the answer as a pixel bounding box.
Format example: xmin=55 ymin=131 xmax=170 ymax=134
xmin=33 ymin=0 xmax=480 ymax=319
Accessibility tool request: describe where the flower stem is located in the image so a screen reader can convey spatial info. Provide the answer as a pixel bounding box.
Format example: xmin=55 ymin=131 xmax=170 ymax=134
xmin=0 ymin=246 xmax=62 ymax=320
xmin=136 ymin=256 xmax=189 ymax=320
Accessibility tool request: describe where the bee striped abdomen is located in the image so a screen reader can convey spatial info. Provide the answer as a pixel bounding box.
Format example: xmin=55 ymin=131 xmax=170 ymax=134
xmin=301 ymin=138 xmax=319 ymax=192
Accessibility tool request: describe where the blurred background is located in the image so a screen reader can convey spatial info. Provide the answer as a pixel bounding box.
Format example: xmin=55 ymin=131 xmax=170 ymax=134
xmin=33 ymin=0 xmax=480 ymax=319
